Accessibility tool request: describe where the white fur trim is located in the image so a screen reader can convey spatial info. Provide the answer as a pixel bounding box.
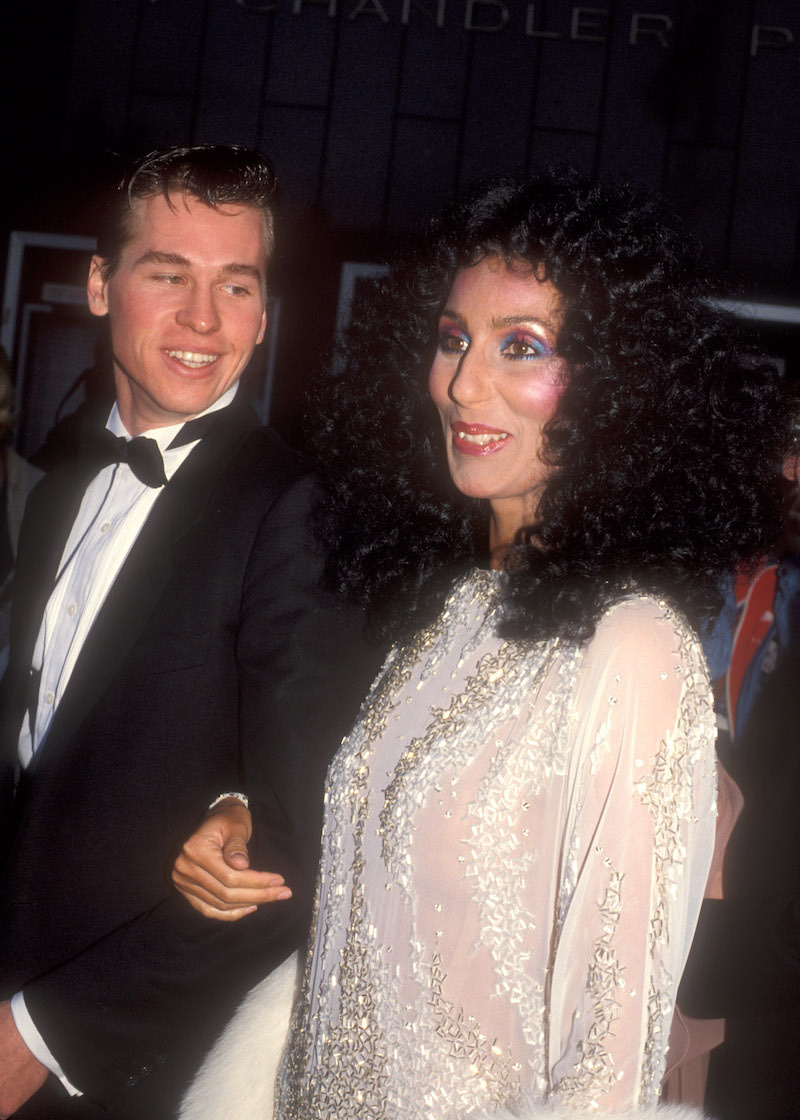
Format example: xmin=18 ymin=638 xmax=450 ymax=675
xmin=178 ymin=950 xmax=301 ymax=1120
xmin=179 ymin=959 xmax=709 ymax=1120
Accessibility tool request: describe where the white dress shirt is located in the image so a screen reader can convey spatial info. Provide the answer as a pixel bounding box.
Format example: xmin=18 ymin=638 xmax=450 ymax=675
xmin=12 ymin=384 xmax=238 ymax=1095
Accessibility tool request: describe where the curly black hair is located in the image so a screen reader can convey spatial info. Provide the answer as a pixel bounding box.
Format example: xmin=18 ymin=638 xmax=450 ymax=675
xmin=308 ymin=170 xmax=792 ymax=644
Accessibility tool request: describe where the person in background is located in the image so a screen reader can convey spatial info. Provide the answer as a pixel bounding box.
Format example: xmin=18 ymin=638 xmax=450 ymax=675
xmin=677 ymin=452 xmax=800 ymax=1120
xmin=0 ymin=145 xmax=381 ymax=1120
xmin=174 ymin=171 xmax=790 ymax=1119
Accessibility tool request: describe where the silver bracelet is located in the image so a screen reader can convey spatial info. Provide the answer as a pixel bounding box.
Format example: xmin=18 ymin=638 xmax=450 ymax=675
xmin=207 ymin=791 xmax=249 ymax=812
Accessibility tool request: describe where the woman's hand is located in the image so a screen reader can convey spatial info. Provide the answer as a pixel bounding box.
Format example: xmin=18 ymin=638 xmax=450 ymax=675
xmin=172 ymin=799 xmax=292 ymax=921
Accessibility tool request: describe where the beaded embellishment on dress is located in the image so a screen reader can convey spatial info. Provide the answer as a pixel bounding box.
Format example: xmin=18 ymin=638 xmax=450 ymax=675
xmin=278 ymin=571 xmax=717 ymax=1119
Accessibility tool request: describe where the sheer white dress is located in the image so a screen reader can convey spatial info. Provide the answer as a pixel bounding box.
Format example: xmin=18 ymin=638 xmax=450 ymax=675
xmin=276 ymin=570 xmax=717 ymax=1119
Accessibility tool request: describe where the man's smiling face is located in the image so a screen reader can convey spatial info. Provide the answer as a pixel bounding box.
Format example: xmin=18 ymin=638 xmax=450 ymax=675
xmin=87 ymin=190 xmax=269 ymax=435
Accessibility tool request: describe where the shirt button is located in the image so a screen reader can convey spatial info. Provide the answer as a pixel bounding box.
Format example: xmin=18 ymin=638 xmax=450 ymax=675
xmin=100 ymin=522 xmax=110 ymax=534
xmin=45 ymin=691 xmax=54 ymax=705
xmin=68 ymin=603 xmax=77 ymax=616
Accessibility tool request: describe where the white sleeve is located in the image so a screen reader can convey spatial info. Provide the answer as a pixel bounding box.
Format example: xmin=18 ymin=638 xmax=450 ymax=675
xmin=11 ymin=992 xmax=83 ymax=1097
xmin=545 ymin=598 xmax=718 ymax=1109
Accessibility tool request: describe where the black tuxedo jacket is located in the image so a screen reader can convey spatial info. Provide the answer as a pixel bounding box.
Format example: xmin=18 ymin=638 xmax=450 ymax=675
xmin=0 ymin=398 xmax=382 ymax=1118
xmin=677 ymin=650 xmax=800 ymax=1120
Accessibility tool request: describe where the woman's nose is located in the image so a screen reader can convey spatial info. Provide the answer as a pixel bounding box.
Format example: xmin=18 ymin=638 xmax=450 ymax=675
xmin=448 ymin=349 xmax=491 ymax=406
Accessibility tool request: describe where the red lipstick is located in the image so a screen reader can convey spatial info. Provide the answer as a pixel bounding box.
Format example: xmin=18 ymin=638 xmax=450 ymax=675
xmin=451 ymin=421 xmax=512 ymax=456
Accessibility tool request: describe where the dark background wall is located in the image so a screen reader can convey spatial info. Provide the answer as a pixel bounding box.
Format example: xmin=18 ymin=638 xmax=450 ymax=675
xmin=3 ymin=0 xmax=799 ymax=444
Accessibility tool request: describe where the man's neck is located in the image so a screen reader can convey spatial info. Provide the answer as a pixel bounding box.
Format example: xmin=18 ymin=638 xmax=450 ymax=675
xmin=112 ymin=383 xmax=240 ymax=441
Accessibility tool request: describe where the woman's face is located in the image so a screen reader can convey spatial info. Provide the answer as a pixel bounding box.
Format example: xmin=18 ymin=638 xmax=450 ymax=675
xmin=428 ymin=256 xmax=567 ymax=546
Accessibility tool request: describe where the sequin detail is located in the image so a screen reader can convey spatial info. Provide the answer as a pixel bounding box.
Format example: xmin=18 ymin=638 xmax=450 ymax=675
xmin=277 ymin=573 xmax=717 ymax=1119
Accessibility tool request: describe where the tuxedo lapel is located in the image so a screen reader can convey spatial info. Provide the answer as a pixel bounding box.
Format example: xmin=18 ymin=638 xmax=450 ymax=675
xmin=8 ymin=456 xmax=103 ymax=693
xmin=32 ymin=400 xmax=259 ymax=772
xmin=0 ymin=456 xmax=102 ymax=837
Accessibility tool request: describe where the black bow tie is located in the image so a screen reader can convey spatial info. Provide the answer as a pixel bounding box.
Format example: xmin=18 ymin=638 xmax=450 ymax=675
xmin=87 ymin=411 xmax=224 ymax=488
xmin=87 ymin=433 xmax=166 ymax=488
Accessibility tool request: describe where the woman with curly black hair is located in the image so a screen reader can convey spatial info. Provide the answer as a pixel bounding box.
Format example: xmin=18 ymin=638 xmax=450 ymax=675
xmin=176 ymin=171 xmax=789 ymax=1120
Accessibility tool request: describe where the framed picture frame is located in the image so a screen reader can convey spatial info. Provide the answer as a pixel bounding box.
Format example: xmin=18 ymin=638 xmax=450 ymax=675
xmin=2 ymin=231 xmax=97 ymax=459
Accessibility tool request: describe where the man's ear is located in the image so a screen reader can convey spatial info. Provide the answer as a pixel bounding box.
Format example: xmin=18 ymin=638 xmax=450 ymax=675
xmin=256 ymin=306 xmax=267 ymax=346
xmin=87 ymin=256 xmax=110 ymax=318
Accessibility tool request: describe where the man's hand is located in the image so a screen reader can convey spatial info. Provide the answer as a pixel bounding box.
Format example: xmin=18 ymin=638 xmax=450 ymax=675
xmin=0 ymin=1001 xmax=47 ymax=1118
xmin=172 ymin=799 xmax=292 ymax=921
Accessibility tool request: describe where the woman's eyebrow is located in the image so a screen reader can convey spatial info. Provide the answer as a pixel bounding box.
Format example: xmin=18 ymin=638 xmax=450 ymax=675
xmin=491 ymin=314 xmax=554 ymax=331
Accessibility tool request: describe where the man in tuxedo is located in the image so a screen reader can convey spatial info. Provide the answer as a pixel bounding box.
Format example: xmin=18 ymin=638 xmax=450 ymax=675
xmin=0 ymin=146 xmax=380 ymax=1119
